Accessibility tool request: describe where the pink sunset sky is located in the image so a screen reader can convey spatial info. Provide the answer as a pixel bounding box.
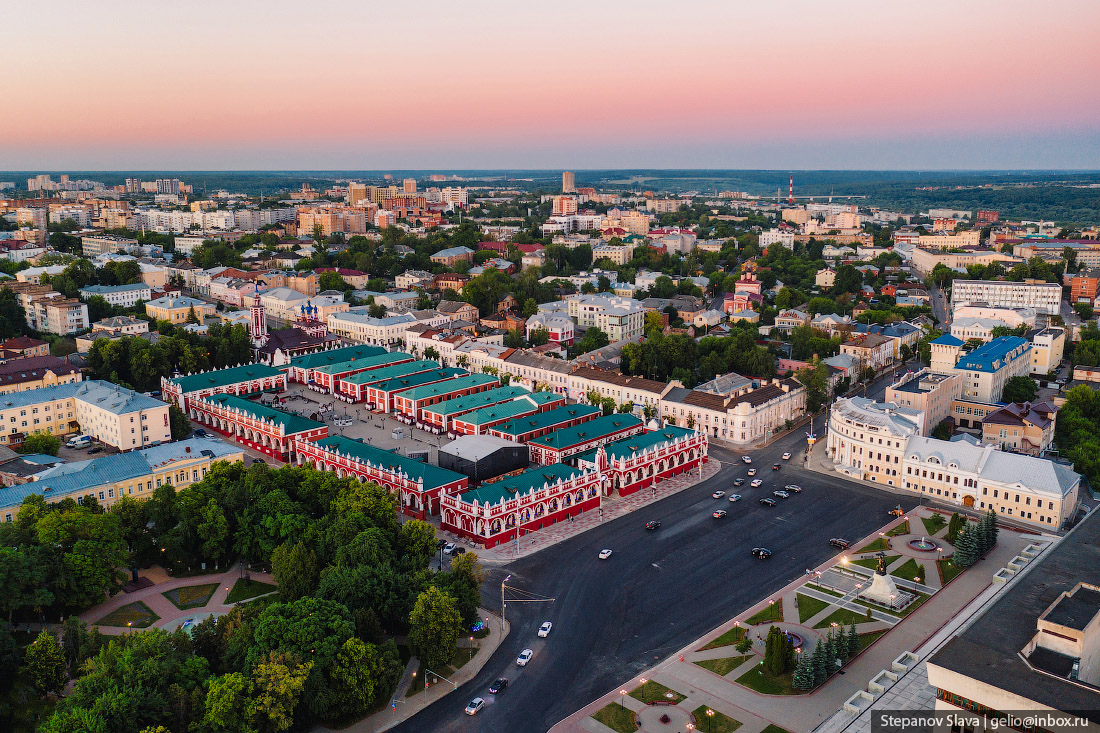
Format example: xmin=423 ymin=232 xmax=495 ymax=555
xmin=4 ymin=0 xmax=1099 ymax=169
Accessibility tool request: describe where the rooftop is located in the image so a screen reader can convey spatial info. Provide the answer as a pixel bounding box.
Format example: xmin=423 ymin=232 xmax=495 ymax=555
xmin=312 ymin=351 xmax=413 ymax=377
xmin=574 ymin=425 xmax=696 ymax=464
xmin=454 ymin=392 xmax=563 ymax=426
xmin=79 ymin=283 xmax=150 ymax=294
xmin=955 ymin=336 xmax=1031 ymax=373
xmin=167 ymin=363 xmax=284 ymax=394
xmin=337 ymin=359 xmax=444 ymax=386
xmin=0 ymin=355 xmax=80 ymax=385
xmin=490 ymin=404 xmax=602 ymax=438
xmin=365 ymin=368 xmax=466 ymax=394
xmin=528 ymin=413 xmax=643 ymax=450
xmin=458 ymin=463 xmax=584 ymax=506
xmin=422 ymin=385 xmax=531 ymax=417
xmin=286 ymin=344 xmax=386 ymax=370
xmin=399 ymin=373 xmax=498 ymax=402
xmin=202 ymin=393 xmax=325 ymax=435
xmin=312 ymin=435 xmax=465 ymax=491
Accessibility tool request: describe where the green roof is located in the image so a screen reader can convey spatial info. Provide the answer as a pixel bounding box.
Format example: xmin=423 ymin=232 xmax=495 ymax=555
xmin=459 ymin=463 xmax=584 ymax=506
xmin=168 ymin=364 xmax=285 ymax=394
xmin=574 ymin=425 xmax=696 ymax=464
xmin=423 ymin=386 xmax=530 ymax=418
xmin=528 ymin=413 xmax=644 ymax=450
xmin=205 ymin=393 xmax=325 ymax=435
xmin=453 ymin=395 xmax=544 ymax=426
xmin=312 ymin=351 xmax=412 ymax=376
xmin=340 ymin=360 xmax=445 ymax=386
xmin=313 ymin=435 xmax=465 ymax=491
xmin=491 ymin=404 xmax=602 ymax=438
xmin=399 ymin=373 xmax=498 ymax=402
xmin=286 ymin=344 xmax=387 ymax=370
xmin=368 ymin=368 xmax=466 ymax=394
xmin=525 ymin=392 xmax=566 ymax=407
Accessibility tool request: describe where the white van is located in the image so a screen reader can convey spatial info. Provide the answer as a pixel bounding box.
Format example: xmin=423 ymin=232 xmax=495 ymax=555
xmin=66 ymin=435 xmax=92 ymax=448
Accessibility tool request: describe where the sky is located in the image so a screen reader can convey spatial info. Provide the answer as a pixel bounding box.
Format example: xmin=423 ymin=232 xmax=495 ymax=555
xmin=4 ymin=0 xmax=1099 ymax=170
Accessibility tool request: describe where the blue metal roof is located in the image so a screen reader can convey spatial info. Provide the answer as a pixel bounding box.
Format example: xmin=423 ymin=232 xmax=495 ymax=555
xmin=931 ymin=334 xmax=964 ymax=347
xmin=955 ymin=336 xmax=1031 ymax=373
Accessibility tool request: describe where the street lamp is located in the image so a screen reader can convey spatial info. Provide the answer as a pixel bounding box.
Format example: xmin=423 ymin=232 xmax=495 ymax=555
xmin=620 ymin=689 xmax=628 ymax=712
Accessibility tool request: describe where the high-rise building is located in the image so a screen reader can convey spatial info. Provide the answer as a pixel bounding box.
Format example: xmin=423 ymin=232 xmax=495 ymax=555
xmin=402 ymin=178 xmax=417 ymax=194
xmin=125 ymin=178 xmax=142 ymax=194
xmin=156 ymin=178 xmax=182 ymax=194
xmin=562 ymin=171 xmax=575 ymax=193
xmin=347 ymin=182 xmax=367 ymax=206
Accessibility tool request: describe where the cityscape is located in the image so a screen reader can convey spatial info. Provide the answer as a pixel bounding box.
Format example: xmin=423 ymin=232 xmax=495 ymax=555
xmin=3 ymin=2 xmax=1100 ymax=733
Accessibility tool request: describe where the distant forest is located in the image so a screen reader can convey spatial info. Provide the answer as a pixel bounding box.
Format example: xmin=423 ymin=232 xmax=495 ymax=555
xmin=4 ymin=169 xmax=1099 ymax=224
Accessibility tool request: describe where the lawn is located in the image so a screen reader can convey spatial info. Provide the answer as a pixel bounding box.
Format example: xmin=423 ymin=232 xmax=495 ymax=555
xmin=922 ymin=513 xmax=948 ymax=536
xmin=938 ymin=558 xmax=964 ymax=585
xmin=162 ymin=583 xmax=218 ymax=610
xmin=735 ymin=663 xmax=802 ymax=696
xmin=700 ymin=625 xmax=745 ymax=651
xmin=592 ymin=703 xmax=637 ymax=733
xmin=852 ymin=554 xmax=898 ymax=570
xmin=855 ymin=537 xmax=889 ymax=553
xmin=695 ymin=655 xmax=751 ymax=676
xmin=761 ymin=726 xmax=792 ymax=733
xmin=225 ymin=578 xmax=277 ymax=604
xmin=796 ymin=594 xmax=830 ymax=623
xmin=94 ymin=601 xmax=160 ymax=628
xmin=630 ymin=680 xmax=686 ymax=704
xmin=693 ymin=704 xmax=743 ymax=732
xmin=746 ymin=602 xmax=783 ymax=625
xmin=807 ymin=583 xmax=842 ymax=597
xmin=813 ymin=606 xmax=872 ymax=628
xmin=858 ymin=630 xmax=887 ymax=652
xmin=887 ymin=520 xmax=910 ymax=536
xmin=890 ymin=558 xmax=926 ymax=584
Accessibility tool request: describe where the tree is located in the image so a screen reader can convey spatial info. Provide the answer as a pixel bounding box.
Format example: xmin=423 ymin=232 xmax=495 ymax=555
xmin=811 ymin=641 xmax=829 ymax=686
xmin=983 ymin=508 xmax=999 ymax=550
xmin=1075 ymin=303 xmax=1093 ymax=320
xmin=795 ymin=357 xmax=830 ymax=413
xmin=169 ymin=404 xmax=193 ymax=441
xmin=792 ymin=650 xmax=815 ymax=690
xmin=522 ymin=298 xmax=538 ymax=318
xmin=0 ymin=289 xmax=29 ymax=339
xmin=946 ymin=512 xmax=964 ymax=544
xmin=318 ymin=272 xmax=350 ymax=292
xmin=270 ymin=541 xmax=319 ymax=602
xmin=931 ymin=420 xmax=953 ymax=440
xmin=407 ymin=586 xmax=462 ymax=671
xmin=1001 ymin=376 xmax=1038 ymax=404
xmin=834 ymin=625 xmax=848 ymax=663
xmin=186 ymin=306 xmax=200 ymax=324
xmin=573 ymin=326 xmax=609 ymax=355
xmin=20 ymin=430 xmax=61 ymax=456
xmin=832 ymin=264 xmax=862 ymax=296
xmin=327 ymin=637 xmax=399 ymax=717
xmin=528 ymin=327 xmax=550 ymax=347
xmin=900 ymin=343 xmax=912 ymax=362
xmin=23 ymin=630 xmax=67 ymax=696
xmin=847 ymin=623 xmax=860 ymax=657
xmin=953 ymin=525 xmax=979 ymax=568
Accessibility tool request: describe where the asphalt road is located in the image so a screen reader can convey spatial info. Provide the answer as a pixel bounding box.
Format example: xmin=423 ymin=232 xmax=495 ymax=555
xmin=394 ymin=425 xmax=913 ymax=733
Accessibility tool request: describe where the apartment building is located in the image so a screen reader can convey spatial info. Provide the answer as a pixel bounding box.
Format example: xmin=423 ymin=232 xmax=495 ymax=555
xmin=662 ymin=378 xmax=806 ymax=446
xmin=840 ymin=333 xmax=894 ymax=372
xmin=951 ymin=279 xmax=1063 ymax=316
xmin=0 ymin=437 xmax=245 ymax=521
xmin=951 ymin=303 xmax=1036 ymax=328
xmin=952 ymin=336 xmax=1033 ymax=403
xmin=81 ymin=233 xmax=138 ymax=257
xmin=297 ymin=206 xmax=368 ymax=236
xmin=566 ymin=294 xmax=645 ymax=342
xmin=78 ymin=283 xmax=152 ymax=308
xmin=884 ymin=369 xmax=960 ymax=435
xmin=327 ymin=310 xmax=450 ymax=346
xmin=396 ymin=270 xmax=435 ymax=290
xmin=430 ymin=246 xmax=475 ymax=267
xmin=524 ymin=312 xmax=575 ymax=345
xmin=759 ymin=229 xmax=795 ymax=249
xmin=774 ymin=309 xmax=811 ymax=334
xmin=910 ymin=246 xmax=1021 ymax=276
xmin=0 ymin=336 xmax=49 ymax=359
xmin=145 ymin=295 xmax=217 ymax=324
xmin=827 ymin=396 xmax=922 ymax=486
xmin=259 ymin=288 xmax=347 ymax=324
xmin=1028 ymin=326 xmax=1065 ymax=375
xmin=981 ymin=401 xmax=1057 ymax=456
xmin=33 ymin=297 xmax=89 ymax=335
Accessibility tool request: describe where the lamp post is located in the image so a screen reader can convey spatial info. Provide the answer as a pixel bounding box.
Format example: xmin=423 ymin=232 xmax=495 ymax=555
xmin=500 ymin=574 xmax=511 ymax=632
xmin=620 ymin=689 xmax=628 ymax=712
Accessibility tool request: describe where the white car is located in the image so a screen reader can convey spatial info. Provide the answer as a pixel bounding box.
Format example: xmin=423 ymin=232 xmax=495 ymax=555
xmin=443 ymin=542 xmax=456 ymax=555
xmin=517 ymin=648 xmax=534 ymax=666
xmin=742 ymin=456 xmax=752 ymax=464
xmin=747 ymin=468 xmax=757 ymax=476
xmin=728 ymin=494 xmax=742 ymax=502
xmin=712 ymin=490 xmax=725 ymax=499
xmin=538 ymin=621 xmax=553 ymax=637
xmin=750 ymin=478 xmax=763 ymax=487
xmin=465 ymin=698 xmax=486 ymax=715
xmin=598 ymin=549 xmax=613 ymax=560
xmin=782 ymin=452 xmax=792 ymax=460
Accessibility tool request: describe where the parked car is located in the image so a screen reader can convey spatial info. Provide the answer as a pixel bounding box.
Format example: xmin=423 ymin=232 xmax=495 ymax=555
xmin=517 ymin=649 xmax=534 ymax=666
xmin=751 ymin=547 xmax=772 ymax=559
xmin=598 ymin=549 xmax=613 ymax=560
xmin=782 ymin=452 xmax=791 ymax=460
xmin=712 ymin=490 xmax=725 ymax=499
xmin=465 ymin=698 xmax=486 ymax=715
xmin=829 ymin=538 xmax=850 ymax=549
xmin=773 ymin=490 xmax=790 ymax=499
xmin=66 ymin=435 xmax=91 ymax=449
xmin=747 ymin=468 xmax=757 ymax=476
xmin=750 ymin=479 xmax=763 ymax=487
xmin=728 ymin=494 xmax=742 ymax=502
xmin=437 ymin=539 xmax=448 ymax=549
xmin=538 ymin=622 xmax=553 ymax=637
xmin=88 ymin=446 xmax=103 ymax=454
xmin=784 ymin=484 xmax=802 ymax=493
xmin=733 ymin=478 xmax=745 ymax=486
xmin=759 ymin=497 xmax=777 ymax=506
xmin=645 ymin=520 xmax=661 ymax=530
xmin=712 ymin=510 xmax=727 ymax=519
xmin=193 ymin=429 xmax=208 ymax=438
xmin=742 ymin=456 xmax=752 ymax=464
xmin=443 ymin=542 xmax=457 ymax=555
xmin=489 ymin=678 xmax=509 ymax=694
xmin=453 ymin=547 xmax=466 ymax=555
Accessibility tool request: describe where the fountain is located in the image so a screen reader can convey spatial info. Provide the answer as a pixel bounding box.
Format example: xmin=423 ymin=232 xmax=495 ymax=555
xmin=908 ymin=536 xmax=938 ymax=552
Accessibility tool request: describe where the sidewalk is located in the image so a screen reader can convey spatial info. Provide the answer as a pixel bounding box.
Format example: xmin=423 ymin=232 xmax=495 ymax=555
xmin=551 ymin=511 xmax=1040 ymax=733
xmin=331 ymin=607 xmax=508 ymax=733
xmin=472 ymin=459 xmax=723 ymax=563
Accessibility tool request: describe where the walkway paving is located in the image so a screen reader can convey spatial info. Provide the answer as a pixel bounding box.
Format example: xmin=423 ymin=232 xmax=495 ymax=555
xmin=551 ymin=507 xmax=1041 ymax=733
xmin=330 ymin=608 xmax=508 ymax=733
xmin=79 ymin=563 xmax=276 ymax=635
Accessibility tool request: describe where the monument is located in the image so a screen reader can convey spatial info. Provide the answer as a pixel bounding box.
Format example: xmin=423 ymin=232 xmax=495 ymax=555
xmin=858 ymin=552 xmax=913 ymax=609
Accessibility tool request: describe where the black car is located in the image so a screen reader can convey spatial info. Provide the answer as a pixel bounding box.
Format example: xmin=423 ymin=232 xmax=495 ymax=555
xmin=489 ymin=678 xmax=509 ymax=694
xmin=772 ymin=463 xmax=781 ymax=470
xmin=645 ymin=520 xmax=661 ymax=530
xmin=193 ymin=429 xmax=208 ymax=437
xmin=453 ymin=547 xmax=467 ymax=555
xmin=751 ymin=547 xmax=772 ymax=559
xmin=784 ymin=484 xmax=802 ymax=493
xmin=759 ymin=497 xmax=777 ymax=506
xmin=437 ymin=539 xmax=448 ymax=549
xmin=829 ymin=538 xmax=850 ymax=549
xmin=733 ymin=478 xmax=745 ymax=486
xmin=87 ymin=446 xmax=103 ymax=454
